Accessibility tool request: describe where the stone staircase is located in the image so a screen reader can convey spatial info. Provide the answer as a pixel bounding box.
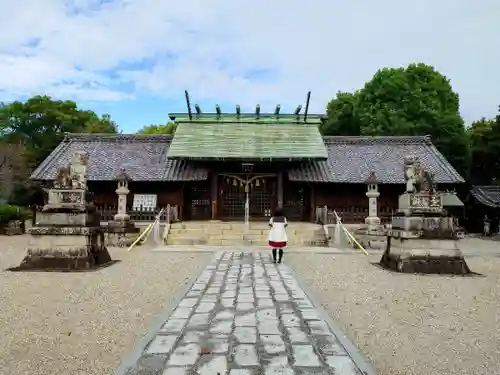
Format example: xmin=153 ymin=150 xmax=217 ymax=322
xmin=165 ymin=221 xmax=327 ymax=247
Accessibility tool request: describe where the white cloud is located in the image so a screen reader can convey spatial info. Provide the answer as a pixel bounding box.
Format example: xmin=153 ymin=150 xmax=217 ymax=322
xmin=0 ymin=0 xmax=499 ymax=119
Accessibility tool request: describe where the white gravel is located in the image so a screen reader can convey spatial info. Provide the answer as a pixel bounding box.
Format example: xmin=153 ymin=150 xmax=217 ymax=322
xmin=0 ymin=235 xmax=212 ymax=375
xmin=287 ymin=244 xmax=500 ymax=375
xmin=2 ymin=234 xmax=499 ymax=375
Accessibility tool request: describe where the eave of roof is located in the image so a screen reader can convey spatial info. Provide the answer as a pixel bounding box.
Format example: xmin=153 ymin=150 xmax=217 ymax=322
xmin=470 ymin=185 xmax=500 ymax=208
xmin=30 ymin=133 xmax=208 ymax=182
xmin=288 ymin=135 xmax=465 ymax=184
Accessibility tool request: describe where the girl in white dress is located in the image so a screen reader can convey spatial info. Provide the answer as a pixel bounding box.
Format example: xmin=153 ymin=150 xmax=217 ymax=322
xmin=268 ymin=208 xmax=288 ymax=263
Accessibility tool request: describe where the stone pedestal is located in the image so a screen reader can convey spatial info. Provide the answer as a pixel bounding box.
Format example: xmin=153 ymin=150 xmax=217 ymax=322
xmin=19 ymin=200 xmax=112 ymax=270
xmin=107 ymin=221 xmax=140 ymax=247
xmin=5 ymin=220 xmax=23 ymax=236
xmin=356 ymin=224 xmax=387 ymax=249
xmin=380 ymin=195 xmax=470 ymax=275
xmin=17 ymin=152 xmax=112 ymax=271
xmin=380 ymin=156 xmax=470 ymax=275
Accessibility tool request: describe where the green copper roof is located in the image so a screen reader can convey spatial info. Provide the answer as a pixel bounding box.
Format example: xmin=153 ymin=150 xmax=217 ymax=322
xmin=167 ymin=115 xmax=328 ymax=161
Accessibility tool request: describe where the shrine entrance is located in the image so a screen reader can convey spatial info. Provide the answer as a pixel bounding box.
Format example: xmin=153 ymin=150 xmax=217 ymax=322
xmin=218 ymin=173 xmax=277 ymax=220
xmin=183 ymin=181 xmax=211 ymax=220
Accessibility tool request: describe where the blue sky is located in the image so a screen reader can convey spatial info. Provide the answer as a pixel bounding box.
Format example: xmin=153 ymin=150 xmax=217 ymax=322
xmin=1 ymin=0 xmax=499 ymax=132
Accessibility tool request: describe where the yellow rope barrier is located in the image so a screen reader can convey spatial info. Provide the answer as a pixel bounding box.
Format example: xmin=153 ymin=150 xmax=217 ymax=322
xmin=127 ymin=208 xmax=166 ymax=252
xmin=341 ymin=225 xmax=370 ymax=256
xmin=127 ymin=223 xmax=153 ymax=252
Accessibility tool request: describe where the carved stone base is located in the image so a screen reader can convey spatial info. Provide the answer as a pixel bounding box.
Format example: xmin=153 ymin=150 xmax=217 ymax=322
xmin=106 ymin=232 xmax=139 ymax=247
xmin=106 ymin=221 xmax=140 ymax=247
xmin=18 ymin=227 xmax=112 ymax=270
xmin=380 ymin=237 xmax=471 ymax=274
xmin=355 ymin=224 xmax=387 ymax=249
xmin=5 ymin=227 xmax=23 ymax=236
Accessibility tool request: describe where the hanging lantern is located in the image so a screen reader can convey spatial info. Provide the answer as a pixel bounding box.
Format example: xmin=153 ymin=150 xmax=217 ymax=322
xmin=255 ymin=179 xmax=260 ymax=187
xmin=233 ymin=179 xmax=238 ymax=186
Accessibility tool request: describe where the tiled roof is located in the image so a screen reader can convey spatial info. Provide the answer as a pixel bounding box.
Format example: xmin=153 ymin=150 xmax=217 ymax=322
xmin=288 ymin=136 xmax=464 ymax=184
xmin=30 ymin=134 xmax=208 ymax=182
xmin=471 ymin=185 xmax=500 ymax=208
xmin=167 ymin=119 xmax=328 ymax=161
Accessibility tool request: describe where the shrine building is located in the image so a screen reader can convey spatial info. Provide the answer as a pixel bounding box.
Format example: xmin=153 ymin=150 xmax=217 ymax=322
xmin=29 ymin=98 xmax=465 ymax=224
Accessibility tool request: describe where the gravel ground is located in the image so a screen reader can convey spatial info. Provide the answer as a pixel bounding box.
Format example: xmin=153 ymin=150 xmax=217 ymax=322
xmin=0 ymin=236 xmax=212 ymax=375
xmin=287 ymin=246 xmax=500 ymax=375
xmin=2 ymin=234 xmax=500 ymax=375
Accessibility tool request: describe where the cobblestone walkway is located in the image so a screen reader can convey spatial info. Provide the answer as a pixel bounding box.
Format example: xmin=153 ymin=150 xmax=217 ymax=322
xmin=120 ymin=252 xmax=372 ymax=375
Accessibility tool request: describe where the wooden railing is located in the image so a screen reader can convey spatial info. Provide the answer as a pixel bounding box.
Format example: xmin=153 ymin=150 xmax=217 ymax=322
xmin=95 ymin=205 xmax=179 ymax=222
xmin=315 ymin=205 xmax=396 ymax=225
xmin=34 ymin=204 xmax=180 ymax=223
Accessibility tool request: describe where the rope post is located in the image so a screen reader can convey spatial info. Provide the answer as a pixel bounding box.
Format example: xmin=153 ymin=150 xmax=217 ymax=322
xmin=334 ymin=210 xmax=369 ymax=256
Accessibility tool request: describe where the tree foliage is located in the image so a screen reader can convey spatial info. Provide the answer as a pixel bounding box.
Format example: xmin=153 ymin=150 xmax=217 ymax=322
xmin=0 ymin=95 xmax=118 ymax=168
xmin=322 ymin=63 xmax=470 ymax=177
xmin=468 ymin=113 xmax=500 ymax=185
xmin=137 ymin=122 xmax=177 ymax=135
xmin=320 ymin=92 xmax=360 ymax=136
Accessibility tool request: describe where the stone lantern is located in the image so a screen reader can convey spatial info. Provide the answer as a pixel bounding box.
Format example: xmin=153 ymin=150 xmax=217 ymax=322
xmin=114 ymin=169 xmax=131 ymax=222
xmin=364 ymin=171 xmax=381 ymax=227
xmin=107 ymin=169 xmax=139 ymax=247
xmin=354 ymin=171 xmax=386 ymax=249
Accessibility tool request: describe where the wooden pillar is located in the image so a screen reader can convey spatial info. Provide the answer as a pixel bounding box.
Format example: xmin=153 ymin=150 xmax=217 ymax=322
xmin=211 ymin=173 xmax=218 ymax=219
xmin=277 ymin=171 xmax=284 ymax=208
xmin=179 ymin=184 xmax=184 ymax=221
xmin=309 ymin=184 xmax=316 ymax=222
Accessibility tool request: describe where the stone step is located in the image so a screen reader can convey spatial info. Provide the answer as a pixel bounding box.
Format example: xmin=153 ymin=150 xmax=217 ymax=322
xmin=167 ymin=233 xmax=326 ymax=241
xmin=165 ymin=221 xmax=327 ymax=247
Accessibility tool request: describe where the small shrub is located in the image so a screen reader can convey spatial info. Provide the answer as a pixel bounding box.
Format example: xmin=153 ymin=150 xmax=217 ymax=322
xmin=0 ymin=204 xmax=31 ymax=225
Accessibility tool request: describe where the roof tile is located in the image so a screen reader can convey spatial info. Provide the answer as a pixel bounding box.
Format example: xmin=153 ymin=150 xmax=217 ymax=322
xmin=167 ymin=121 xmax=328 ymax=161
xmin=471 ymin=185 xmax=500 ymax=207
xmin=288 ymin=136 xmax=464 ymax=184
xmin=30 ymin=134 xmax=208 ymax=181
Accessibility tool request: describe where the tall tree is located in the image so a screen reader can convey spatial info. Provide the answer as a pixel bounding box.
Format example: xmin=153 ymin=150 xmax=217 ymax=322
xmin=138 ymin=123 xmax=177 ymax=135
xmin=324 ymin=63 xmax=469 ymax=176
xmin=81 ymin=113 xmax=119 ymax=133
xmin=0 ymin=95 xmax=118 ymax=167
xmin=321 ymin=92 xmax=361 ymax=136
xmin=468 ymin=113 xmax=500 ymax=185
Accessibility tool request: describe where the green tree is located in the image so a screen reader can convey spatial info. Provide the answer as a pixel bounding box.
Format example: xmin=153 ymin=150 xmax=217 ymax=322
xmin=321 ymin=92 xmax=361 ymax=136
xmin=138 ymin=122 xmax=177 ymax=135
xmin=0 ymin=95 xmax=118 ymax=167
xmin=329 ymin=63 xmax=470 ymax=176
xmin=81 ymin=113 xmax=119 ymax=133
xmin=468 ymin=113 xmax=500 ymax=185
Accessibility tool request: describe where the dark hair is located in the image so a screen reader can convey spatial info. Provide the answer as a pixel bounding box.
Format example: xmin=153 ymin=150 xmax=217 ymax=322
xmin=273 ymin=207 xmax=284 ymax=217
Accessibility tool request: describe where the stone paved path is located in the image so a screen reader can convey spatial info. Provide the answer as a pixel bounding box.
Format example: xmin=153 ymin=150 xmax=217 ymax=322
xmin=120 ymin=252 xmax=372 ymax=375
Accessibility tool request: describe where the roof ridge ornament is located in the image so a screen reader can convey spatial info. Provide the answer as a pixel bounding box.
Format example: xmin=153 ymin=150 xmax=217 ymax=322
xmin=170 ymin=91 xmax=324 ymax=124
xmin=215 ymin=104 xmax=221 ymax=120
xmin=194 ymin=104 xmax=201 ymax=118
xmin=184 ymin=90 xmax=192 ymax=121
xmin=274 ymin=104 xmax=281 ymax=119
xmin=304 ymin=91 xmax=311 ymax=122
xmin=294 ymin=105 xmax=302 ymax=121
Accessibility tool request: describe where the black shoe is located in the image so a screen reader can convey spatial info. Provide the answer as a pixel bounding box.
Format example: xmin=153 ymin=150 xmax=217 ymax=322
xmin=278 ymin=249 xmax=283 ymax=264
